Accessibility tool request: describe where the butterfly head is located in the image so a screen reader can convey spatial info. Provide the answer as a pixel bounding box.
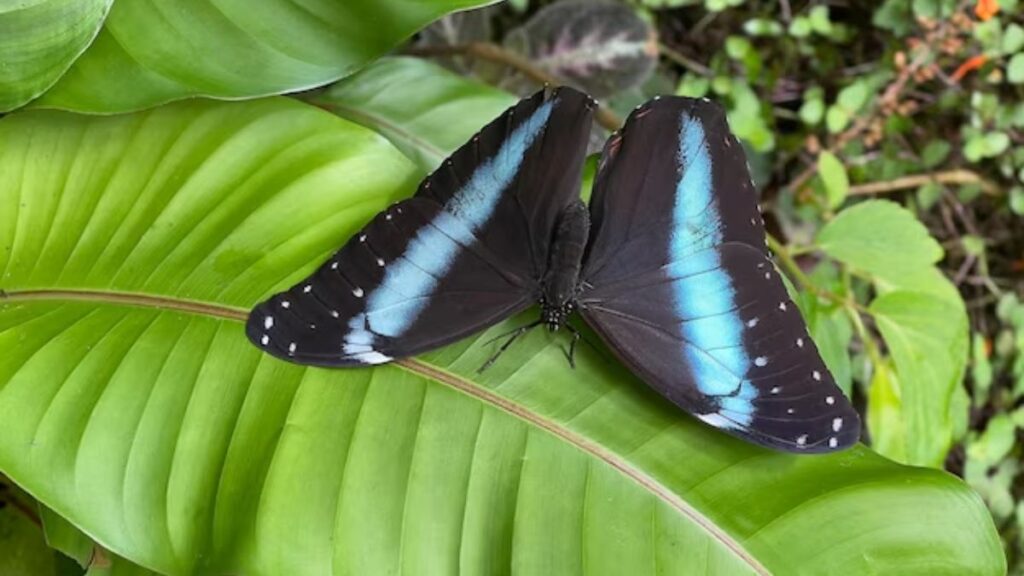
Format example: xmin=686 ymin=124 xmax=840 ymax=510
xmin=540 ymin=298 xmax=577 ymax=332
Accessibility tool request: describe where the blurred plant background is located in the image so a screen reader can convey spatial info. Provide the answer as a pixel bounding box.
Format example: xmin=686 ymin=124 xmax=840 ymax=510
xmin=405 ymin=0 xmax=1024 ymax=568
xmin=0 ymin=0 xmax=1020 ymax=573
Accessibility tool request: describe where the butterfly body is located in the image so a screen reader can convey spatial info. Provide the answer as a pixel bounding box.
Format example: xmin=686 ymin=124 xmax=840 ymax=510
xmin=540 ymin=200 xmax=590 ymax=332
xmin=247 ymin=87 xmax=861 ymax=454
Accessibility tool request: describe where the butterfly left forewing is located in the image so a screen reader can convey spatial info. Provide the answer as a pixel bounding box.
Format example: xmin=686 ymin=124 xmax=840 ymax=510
xmin=580 ymin=96 xmax=859 ymax=452
xmin=247 ymin=87 xmax=595 ymax=366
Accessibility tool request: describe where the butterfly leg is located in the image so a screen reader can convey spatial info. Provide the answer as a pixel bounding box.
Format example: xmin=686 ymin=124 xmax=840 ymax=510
xmin=478 ymin=319 xmax=543 ymax=373
xmin=562 ymin=323 xmax=583 ymax=369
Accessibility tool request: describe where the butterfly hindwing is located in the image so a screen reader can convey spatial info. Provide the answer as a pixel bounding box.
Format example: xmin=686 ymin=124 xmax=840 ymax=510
xmin=247 ymin=87 xmax=595 ymax=365
xmin=579 ymin=97 xmax=859 ymax=452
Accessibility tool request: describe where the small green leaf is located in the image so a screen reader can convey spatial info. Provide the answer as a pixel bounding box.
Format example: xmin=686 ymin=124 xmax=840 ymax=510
xmin=825 ymin=105 xmax=850 ymax=133
xmin=871 ymin=290 xmax=970 ymax=467
xmin=799 ymin=95 xmax=825 ymax=125
xmin=817 ymin=151 xmax=849 ymax=208
xmin=789 ymin=16 xmax=812 ymax=38
xmin=873 ymin=0 xmax=914 ymax=36
xmin=743 ymin=18 xmax=783 ymax=36
xmin=1007 ymin=53 xmax=1024 ymax=84
xmin=1010 ymin=186 xmax=1024 ymax=215
xmin=967 ymin=415 xmax=1018 ymax=465
xmin=837 ymin=81 xmax=871 ymax=113
xmin=809 ymin=5 xmax=832 ymax=35
xmin=818 ymin=200 xmax=943 ymax=283
xmin=916 ymin=182 xmax=943 ymax=211
xmin=921 ymin=140 xmax=951 ymax=168
xmin=986 ymin=131 xmax=1011 ymax=154
xmin=1003 ymin=24 xmax=1024 ymax=54
xmin=725 ymin=36 xmax=752 ymax=59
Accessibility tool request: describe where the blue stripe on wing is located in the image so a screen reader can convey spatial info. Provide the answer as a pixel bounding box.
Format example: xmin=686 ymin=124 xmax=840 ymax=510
xmin=341 ymin=99 xmax=555 ymax=359
xmin=669 ymin=114 xmax=753 ymax=425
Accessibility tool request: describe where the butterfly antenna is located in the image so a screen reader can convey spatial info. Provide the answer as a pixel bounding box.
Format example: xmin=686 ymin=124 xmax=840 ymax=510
xmin=477 ymin=319 xmax=543 ymax=373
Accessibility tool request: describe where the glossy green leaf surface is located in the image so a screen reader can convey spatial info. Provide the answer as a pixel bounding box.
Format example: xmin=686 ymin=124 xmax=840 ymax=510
xmin=0 ymin=0 xmax=112 ymax=112
xmin=31 ymin=0 xmax=496 ymax=113
xmin=0 ymin=98 xmax=1005 ymax=574
xmin=311 ymin=56 xmax=517 ymax=173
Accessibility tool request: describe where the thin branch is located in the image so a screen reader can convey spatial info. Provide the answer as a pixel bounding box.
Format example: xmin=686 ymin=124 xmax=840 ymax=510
xmin=404 ymin=42 xmax=624 ymax=131
xmin=847 ymin=169 xmax=1001 ymax=197
xmin=659 ymin=42 xmax=713 ymax=76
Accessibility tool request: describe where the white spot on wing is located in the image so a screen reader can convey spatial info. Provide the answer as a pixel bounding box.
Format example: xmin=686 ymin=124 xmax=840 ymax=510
xmin=352 ymin=287 xmax=364 ymax=298
xmin=796 ymin=435 xmax=808 ymax=447
xmin=697 ymin=412 xmax=740 ymax=430
xmin=754 ymin=356 xmax=768 ymax=367
xmin=832 ymin=417 xmax=843 ymax=432
xmin=796 ymin=337 xmax=804 ymax=348
xmin=288 ymin=342 xmax=296 ymax=355
xmin=281 ymin=300 xmax=290 ymax=309
xmin=351 ymin=351 xmax=391 ymax=365
xmin=303 ymin=285 xmax=312 ymax=293
xmin=746 ymin=317 xmax=759 ymax=328
xmin=825 ymin=396 xmax=835 ymax=405
xmin=331 ymin=262 xmax=338 ymax=270
xmin=376 ymin=258 xmax=385 ymax=267
xmin=828 ymin=437 xmax=839 ymax=448
xmin=813 ymin=370 xmax=822 ymax=381
xmin=778 ymin=302 xmax=787 ymax=311
xmin=330 ymin=310 xmax=340 ymax=318
xmin=264 ymin=316 xmax=274 ymax=330
xmin=359 ymin=234 xmax=366 ymax=242
xmin=786 ymin=408 xmax=795 ymax=414
xmin=260 ymin=335 xmax=269 ymax=346
xmin=770 ymin=386 xmax=781 ymax=394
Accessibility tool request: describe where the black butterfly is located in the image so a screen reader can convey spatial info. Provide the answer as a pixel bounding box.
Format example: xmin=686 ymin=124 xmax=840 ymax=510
xmin=246 ymin=87 xmax=861 ymax=453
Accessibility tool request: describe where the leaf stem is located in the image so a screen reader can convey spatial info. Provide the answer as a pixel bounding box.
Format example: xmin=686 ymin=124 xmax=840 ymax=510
xmin=767 ymin=234 xmax=867 ymax=314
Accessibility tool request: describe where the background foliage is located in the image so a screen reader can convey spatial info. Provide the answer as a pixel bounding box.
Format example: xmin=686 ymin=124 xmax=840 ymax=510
xmin=0 ymin=0 xmax=1019 ymax=574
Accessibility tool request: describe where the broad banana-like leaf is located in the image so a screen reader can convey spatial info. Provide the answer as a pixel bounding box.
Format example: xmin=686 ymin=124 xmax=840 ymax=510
xmin=0 ymin=96 xmax=1005 ymax=575
xmin=0 ymin=0 xmax=112 ymax=112
xmin=29 ymin=0 xmax=497 ymax=114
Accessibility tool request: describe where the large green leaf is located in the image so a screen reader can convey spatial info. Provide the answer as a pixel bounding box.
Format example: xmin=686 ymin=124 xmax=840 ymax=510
xmin=0 ymin=99 xmax=1005 ymax=574
xmin=309 ymin=56 xmax=517 ymax=173
xmin=30 ymin=0 xmax=495 ymax=113
xmin=0 ymin=0 xmax=112 ymax=112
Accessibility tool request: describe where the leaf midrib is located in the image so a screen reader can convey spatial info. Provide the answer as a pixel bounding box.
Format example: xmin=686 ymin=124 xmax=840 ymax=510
xmin=0 ymin=287 xmax=768 ymax=575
